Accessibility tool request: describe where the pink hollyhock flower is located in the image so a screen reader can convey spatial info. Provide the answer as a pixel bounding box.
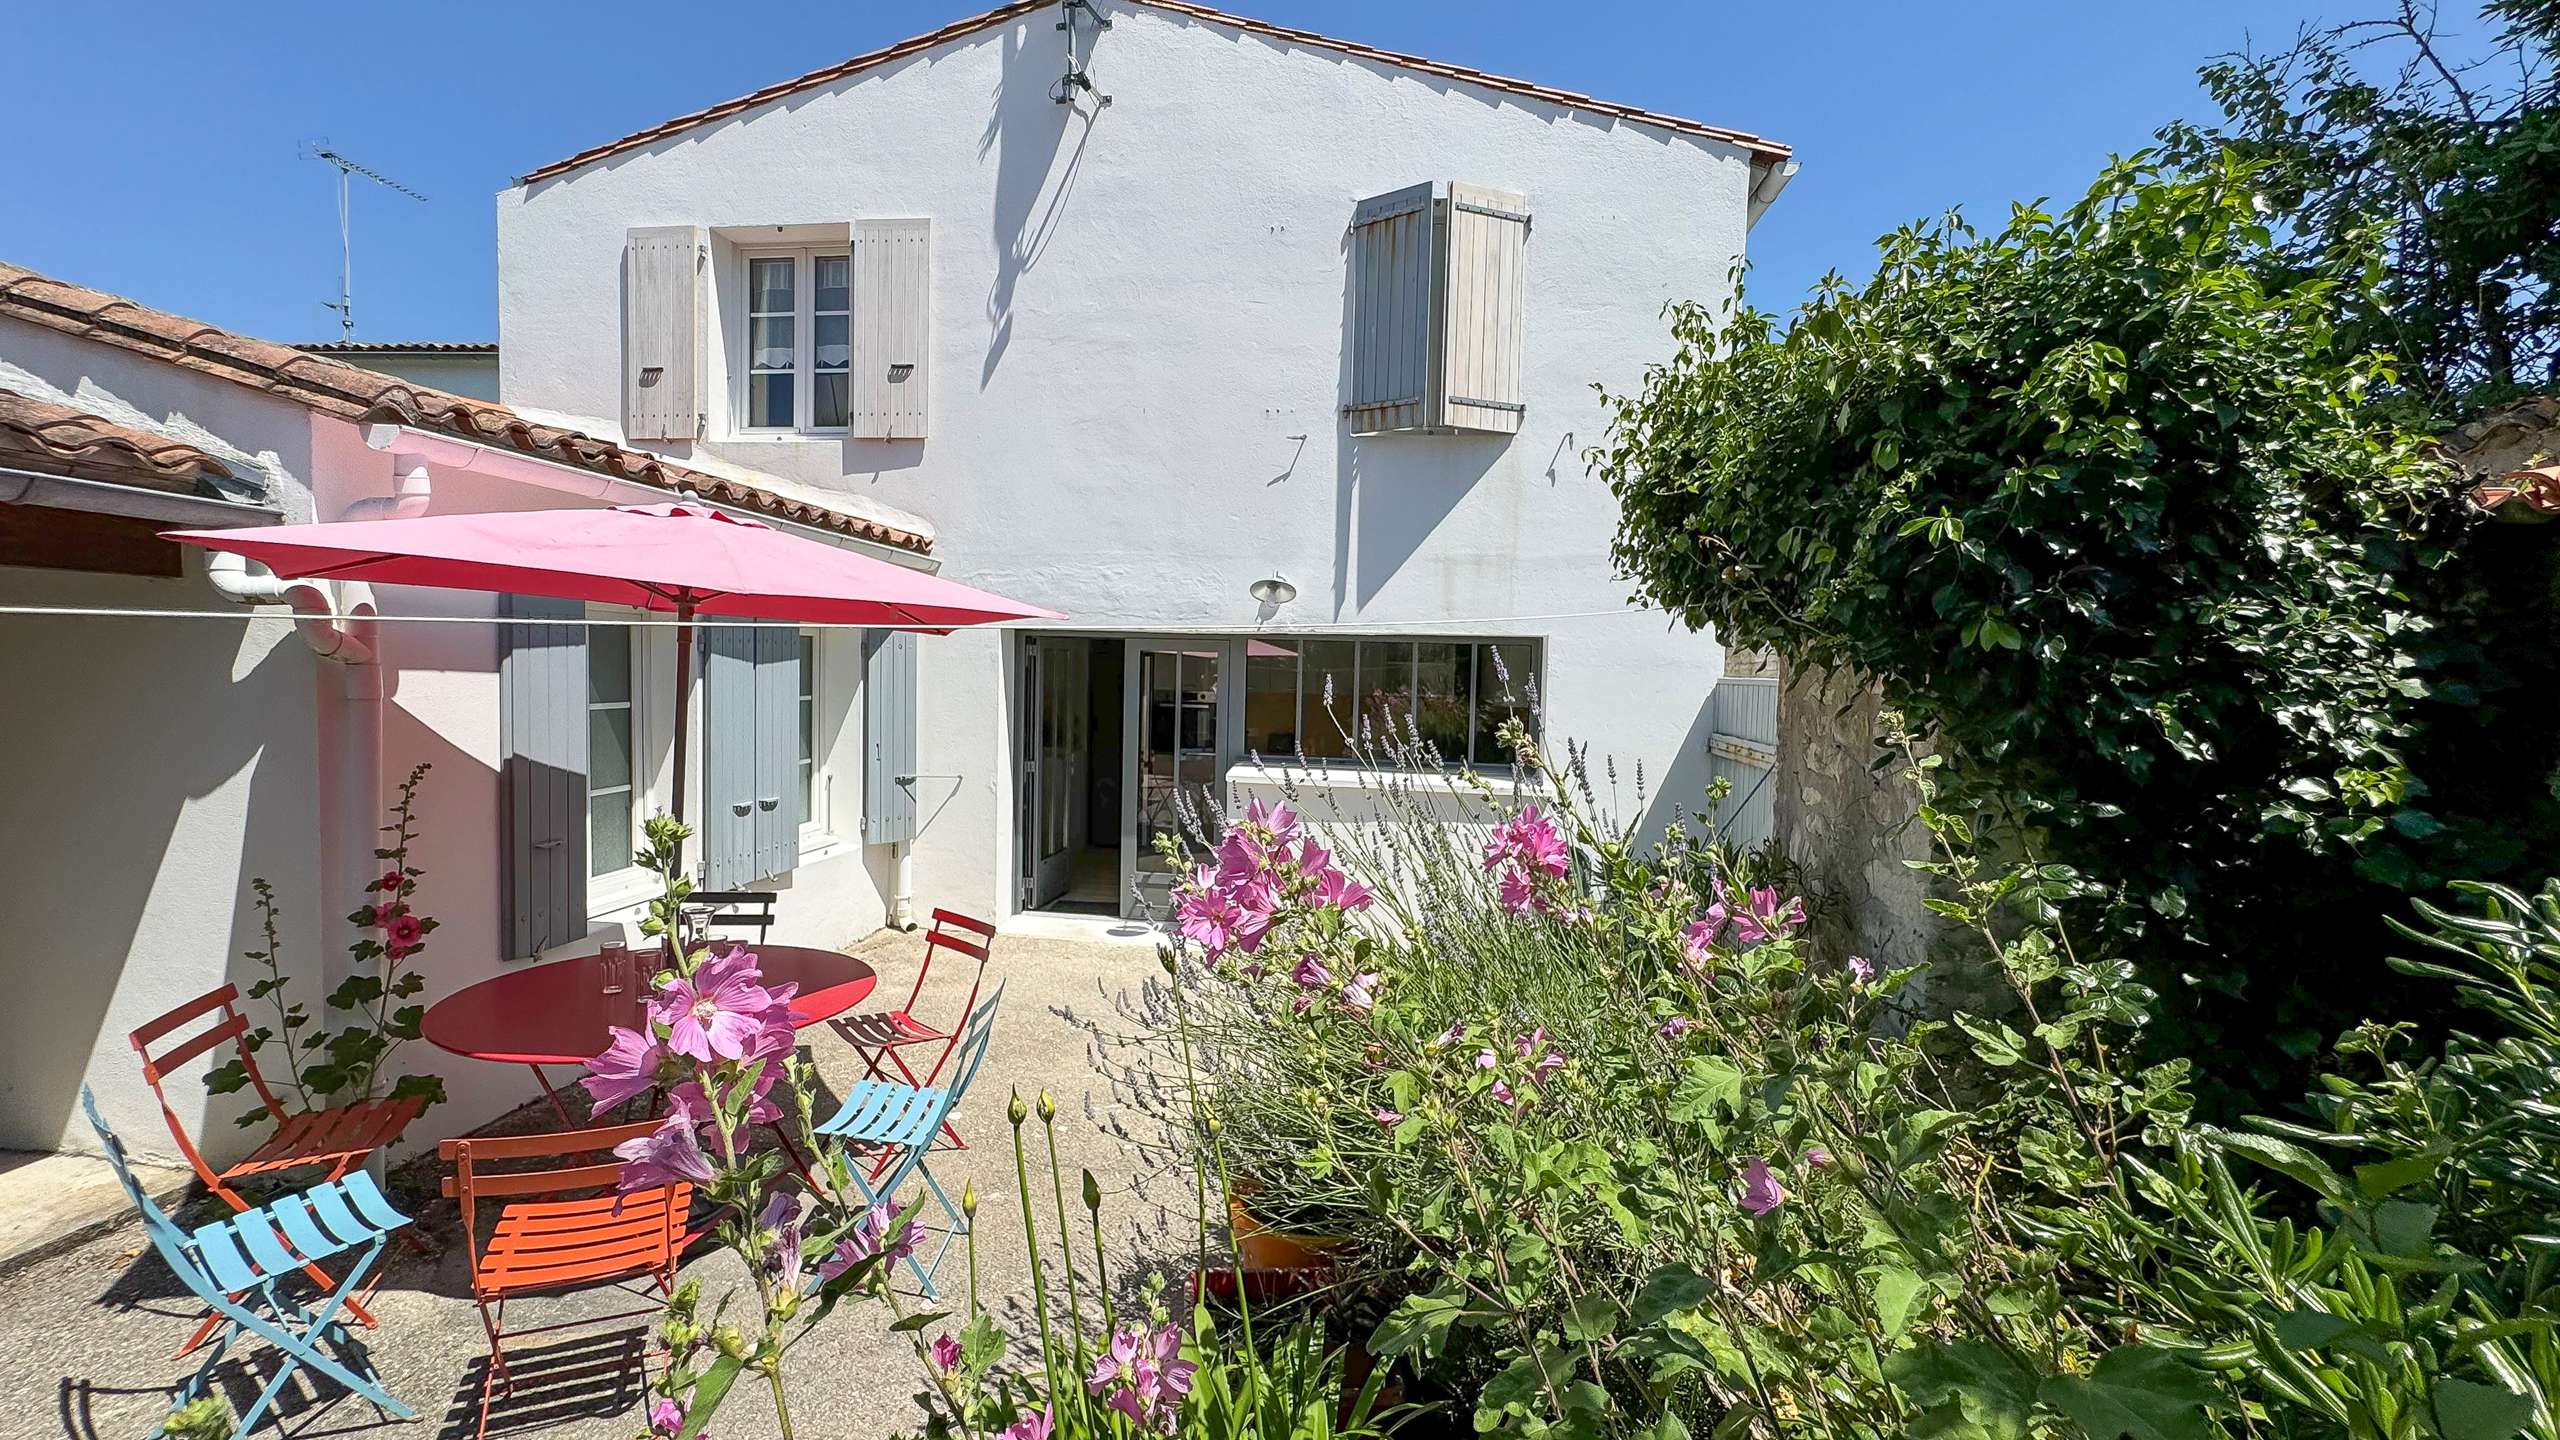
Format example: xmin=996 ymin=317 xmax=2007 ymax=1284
xmin=377 ymin=869 xmax=404 ymax=894
xmin=1002 ymin=1408 xmax=1054 ymax=1440
xmin=1730 ymin=888 xmax=1807 ymax=947
xmin=1484 ymin=805 xmax=1569 ymax=879
xmin=1373 ymin=1107 xmax=1403 ymax=1127
xmin=819 ymin=1201 xmax=917 ymax=1281
xmin=1290 ymin=955 xmax=1331 ymax=990
xmin=1738 ymin=1156 xmax=1787 ymax=1217
xmin=1489 ymin=1079 xmax=1523 ymax=1112
xmin=384 ymin=912 xmax=424 ymax=951
xmin=1531 ymin=1050 xmax=1566 ymax=1088
xmin=1312 ymin=866 xmax=1376 ymax=913
xmin=1430 ymin=1020 xmax=1467 ymax=1049
xmin=1847 ymin=955 xmax=1876 ymax=984
xmin=1175 ymin=874 xmax=1241 ymax=955
xmin=931 ymin=1333 xmax=963 ymax=1370
xmin=1497 ymin=867 xmax=1538 ymax=915
xmin=581 ymin=1025 xmax=666 ymax=1115
xmin=613 ymin=1114 xmax=715 ymax=1196
xmin=1683 ymin=906 xmax=1729 ymax=966
xmin=649 ymin=1397 xmax=685 ymax=1436
xmin=1241 ymin=796 xmax=1300 ymax=842
xmin=1340 ymin=972 xmax=1381 ymax=1014
xmin=651 ymin=950 xmax=779 ymax=1062
xmin=1659 ymin=1016 xmax=1696 ymax=1041
xmin=1803 ymin=1146 xmax=1835 ymax=1169
xmin=1228 ymin=878 xmax=1281 ymax=953
xmin=1513 ymin=1026 xmax=1549 ymax=1059
xmin=1473 ymin=1048 xmax=1499 ymax=1070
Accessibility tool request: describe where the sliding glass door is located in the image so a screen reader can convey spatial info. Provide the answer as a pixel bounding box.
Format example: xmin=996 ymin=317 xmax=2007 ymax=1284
xmin=1125 ymin=642 xmax=1226 ymax=916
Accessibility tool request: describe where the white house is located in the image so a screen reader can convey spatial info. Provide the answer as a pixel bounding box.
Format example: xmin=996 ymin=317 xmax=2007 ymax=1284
xmin=0 ymin=0 xmax=1789 ymax=1165
xmin=496 ymin=0 xmax=1794 ymax=923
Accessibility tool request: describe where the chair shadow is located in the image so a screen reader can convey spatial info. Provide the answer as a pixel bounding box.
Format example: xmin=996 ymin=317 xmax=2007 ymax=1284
xmin=435 ymin=1328 xmax=648 ymax=1440
xmin=57 ymin=1337 xmax=410 ymax=1440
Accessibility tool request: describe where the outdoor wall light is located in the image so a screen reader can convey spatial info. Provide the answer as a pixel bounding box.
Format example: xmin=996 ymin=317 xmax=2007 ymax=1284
xmin=1249 ymin=576 xmax=1298 ymax=606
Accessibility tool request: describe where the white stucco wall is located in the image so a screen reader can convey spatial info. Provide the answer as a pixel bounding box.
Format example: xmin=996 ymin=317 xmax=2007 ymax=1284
xmin=498 ymin=2 xmax=1748 ymax=917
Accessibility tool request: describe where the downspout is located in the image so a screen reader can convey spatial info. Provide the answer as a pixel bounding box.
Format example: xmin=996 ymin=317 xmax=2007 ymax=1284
xmin=202 ymin=453 xmax=430 ymax=1006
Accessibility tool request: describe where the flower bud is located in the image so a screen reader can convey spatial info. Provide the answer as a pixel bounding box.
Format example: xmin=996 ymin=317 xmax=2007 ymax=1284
xmin=1009 ymin=1090 xmax=1028 ymax=1126
xmin=1037 ymin=1089 xmax=1058 ymax=1123
xmin=961 ymin=1180 xmax=979 ymax=1218
xmin=714 ymin=1324 xmax=749 ymax=1359
xmin=1159 ymin=947 xmax=1179 ymax=977
xmin=1082 ymin=1168 xmax=1103 ymax=1214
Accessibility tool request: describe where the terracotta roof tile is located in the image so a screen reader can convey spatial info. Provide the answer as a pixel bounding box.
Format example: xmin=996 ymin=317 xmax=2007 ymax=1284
xmin=0 ymin=259 xmax=931 ymax=554
xmin=298 ymin=341 xmax=496 ymax=354
xmin=0 ymin=387 xmax=235 ymax=494
xmin=518 ymin=0 xmax=1790 ymax=184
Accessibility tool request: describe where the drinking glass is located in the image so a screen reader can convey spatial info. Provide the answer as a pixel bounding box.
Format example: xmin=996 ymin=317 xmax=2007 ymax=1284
xmin=599 ymin=940 xmax=632 ymax=996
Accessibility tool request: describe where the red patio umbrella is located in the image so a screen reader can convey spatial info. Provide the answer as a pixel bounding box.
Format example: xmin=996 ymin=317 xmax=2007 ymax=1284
xmin=165 ymin=502 xmax=1060 ymax=834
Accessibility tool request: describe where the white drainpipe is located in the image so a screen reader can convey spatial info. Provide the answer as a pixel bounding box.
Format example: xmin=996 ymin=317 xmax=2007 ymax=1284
xmin=204 ymin=453 xmax=432 ymax=995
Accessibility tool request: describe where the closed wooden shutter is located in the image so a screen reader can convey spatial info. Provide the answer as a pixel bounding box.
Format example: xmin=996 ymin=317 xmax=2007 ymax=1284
xmin=863 ymin=630 xmax=918 ymax=844
xmin=499 ymin=594 xmax=589 ymax=959
xmin=851 ymin=218 xmax=930 ymax=440
xmin=1345 ymin=183 xmax=1528 ymax=435
xmin=753 ymin=625 xmax=801 ymax=881
xmin=701 ymin=625 xmax=760 ymax=890
xmin=1347 ymin=183 xmax=1435 ymax=435
xmin=1439 ymin=184 xmax=1529 ymax=435
xmin=624 ymin=225 xmax=704 ymax=441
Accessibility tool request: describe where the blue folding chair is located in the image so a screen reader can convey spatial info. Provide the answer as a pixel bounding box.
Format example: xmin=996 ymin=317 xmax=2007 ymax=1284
xmin=810 ymin=982 xmax=1004 ymax=1298
xmin=80 ymin=1086 xmax=414 ymax=1438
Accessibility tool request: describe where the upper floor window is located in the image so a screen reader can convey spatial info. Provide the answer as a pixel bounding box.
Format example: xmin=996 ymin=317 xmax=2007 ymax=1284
xmin=1244 ymin=637 xmax=1539 ymax=769
xmin=742 ymin=250 xmax=851 ymax=433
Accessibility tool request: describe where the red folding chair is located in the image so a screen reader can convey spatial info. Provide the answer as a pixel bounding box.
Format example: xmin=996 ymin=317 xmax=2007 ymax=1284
xmin=130 ymin=983 xmax=429 ymax=1356
xmin=830 ymin=908 xmax=995 ymax=1152
xmin=442 ymin=1119 xmax=691 ymax=1440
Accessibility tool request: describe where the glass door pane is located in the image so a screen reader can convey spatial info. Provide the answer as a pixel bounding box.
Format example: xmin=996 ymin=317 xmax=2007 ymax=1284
xmin=1136 ymin=646 xmax=1223 ymax=885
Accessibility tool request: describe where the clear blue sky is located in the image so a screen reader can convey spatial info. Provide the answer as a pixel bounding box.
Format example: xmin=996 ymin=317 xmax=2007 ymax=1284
xmin=9 ymin=1 xmax=2334 ymax=345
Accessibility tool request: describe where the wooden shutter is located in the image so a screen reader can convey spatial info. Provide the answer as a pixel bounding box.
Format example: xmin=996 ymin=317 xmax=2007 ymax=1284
xmin=1347 ymin=183 xmax=1435 ymax=435
xmin=499 ymin=594 xmax=589 ymax=959
xmin=862 ymin=630 xmax=918 ymax=844
xmin=851 ymin=218 xmax=930 ymax=440
xmin=753 ymin=626 xmax=801 ymax=881
xmin=701 ymin=625 xmax=760 ymax=889
xmin=1344 ymin=183 xmax=1528 ymax=435
xmin=624 ymin=225 xmax=704 ymax=441
xmin=1439 ymin=184 xmax=1529 ymax=435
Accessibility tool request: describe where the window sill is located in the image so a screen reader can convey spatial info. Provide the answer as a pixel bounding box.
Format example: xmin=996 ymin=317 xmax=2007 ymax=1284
xmin=718 ymin=431 xmax=850 ymax=445
xmin=799 ymin=829 xmax=847 ymax=866
xmin=588 ymin=869 xmax=662 ymax=921
xmin=1227 ymin=761 xmax=1540 ymax=794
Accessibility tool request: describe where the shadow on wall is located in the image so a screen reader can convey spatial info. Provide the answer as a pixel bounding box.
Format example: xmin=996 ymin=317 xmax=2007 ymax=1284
xmin=982 ymin=23 xmax=1097 ymax=388
xmin=0 ymin=605 xmax=322 ymax=1161
xmin=1632 ymin=682 xmax=1722 ymax=849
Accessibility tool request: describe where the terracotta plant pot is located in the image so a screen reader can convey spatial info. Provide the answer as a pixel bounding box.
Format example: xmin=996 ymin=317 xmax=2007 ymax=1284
xmin=1228 ymin=1194 xmax=1351 ymax=1275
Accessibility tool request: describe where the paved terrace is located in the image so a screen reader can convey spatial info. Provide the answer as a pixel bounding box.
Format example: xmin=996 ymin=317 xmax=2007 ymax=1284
xmin=6 ymin=927 xmax=1191 ymax=1440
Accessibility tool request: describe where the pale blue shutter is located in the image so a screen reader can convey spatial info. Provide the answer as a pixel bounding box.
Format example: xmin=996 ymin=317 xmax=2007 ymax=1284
xmin=863 ymin=630 xmax=917 ymax=844
xmin=702 ymin=625 xmax=759 ymax=889
xmin=754 ymin=626 xmax=800 ymax=880
xmin=500 ymin=594 xmax=589 ymax=959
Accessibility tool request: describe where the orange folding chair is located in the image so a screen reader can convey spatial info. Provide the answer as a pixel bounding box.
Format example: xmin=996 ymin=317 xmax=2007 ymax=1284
xmin=442 ymin=1119 xmax=692 ymax=1440
xmin=830 ymin=908 xmax=996 ymax=1151
xmin=130 ymin=983 xmax=429 ymax=1355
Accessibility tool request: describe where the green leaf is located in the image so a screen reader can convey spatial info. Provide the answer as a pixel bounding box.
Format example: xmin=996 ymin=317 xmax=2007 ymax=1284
xmin=1371 ymin=1289 xmax=1480 ymax=1360
xmin=2038 ymin=1345 xmax=2225 ymax=1440
xmin=1668 ymin=1057 xmax=1746 ymax=1125
xmin=1628 ymin=1264 xmax=1715 ymax=1326
xmin=2430 ymin=1378 xmax=2535 ymax=1440
xmin=2354 ymin=1151 xmax=2444 ymax=1199
xmin=888 ymin=1310 xmax=950 ymax=1334
xmin=1562 ymin=1294 xmax=1621 ymax=1343
xmin=1884 ymin=1339 xmax=2038 ymax=1440
xmin=678 ymin=1353 xmax=744 ymax=1440
xmin=1873 ymin=1265 xmax=1928 ymax=1336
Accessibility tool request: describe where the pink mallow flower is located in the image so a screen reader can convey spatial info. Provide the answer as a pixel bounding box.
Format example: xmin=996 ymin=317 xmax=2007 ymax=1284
xmin=1683 ymin=905 xmax=1729 ymax=967
xmin=1175 ymin=870 xmax=1241 ymax=955
xmin=1373 ymin=1107 xmax=1404 ymax=1128
xmin=1290 ymin=955 xmax=1331 ymax=990
xmin=1483 ymin=804 xmax=1568 ymax=879
xmin=1340 ymin=973 xmax=1381 ymax=1014
xmin=1738 ymin=1156 xmax=1787 ymax=1217
xmin=581 ymin=1025 xmax=666 ymax=1115
xmin=1240 ymin=796 xmax=1300 ymax=843
xmin=1497 ymin=868 xmax=1538 ymax=916
xmin=613 ymin=1114 xmax=716 ymax=1196
xmin=649 ymin=1397 xmax=685 ymax=1436
xmin=931 ymin=1333 xmax=962 ymax=1370
xmin=1430 ymin=1021 xmax=1467 ymax=1049
xmin=651 ymin=949 xmax=783 ymax=1062
xmin=1847 ymin=954 xmax=1876 ymax=984
xmin=1803 ymin=1146 xmax=1835 ymax=1169
xmin=1003 ymin=1409 xmax=1054 ymax=1440
xmin=1730 ymin=888 xmax=1807 ymax=947
xmin=1659 ymin=1016 xmax=1696 ymax=1041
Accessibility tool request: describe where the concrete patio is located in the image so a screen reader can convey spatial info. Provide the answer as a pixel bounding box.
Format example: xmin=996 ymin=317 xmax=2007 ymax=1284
xmin=6 ymin=925 xmax=1192 ymax=1440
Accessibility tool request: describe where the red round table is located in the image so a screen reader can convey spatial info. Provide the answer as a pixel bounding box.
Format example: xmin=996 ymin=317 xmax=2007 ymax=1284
xmin=423 ymin=944 xmax=877 ymax=1123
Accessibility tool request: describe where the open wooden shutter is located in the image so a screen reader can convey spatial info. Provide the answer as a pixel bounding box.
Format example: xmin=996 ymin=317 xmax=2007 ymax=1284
xmin=624 ymin=225 xmax=704 ymax=441
xmin=753 ymin=626 xmax=801 ymax=881
xmin=1345 ymin=183 xmax=1528 ymax=435
xmin=851 ymin=218 xmax=930 ymax=440
xmin=1438 ymin=184 xmax=1529 ymax=435
xmin=863 ymin=630 xmax=918 ymax=844
xmin=499 ymin=595 xmax=589 ymax=959
xmin=1347 ymin=183 xmax=1435 ymax=435
xmin=701 ymin=625 xmax=759 ymax=889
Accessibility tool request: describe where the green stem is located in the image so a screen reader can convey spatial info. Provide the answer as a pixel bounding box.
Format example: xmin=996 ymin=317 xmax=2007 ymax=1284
xmin=1041 ymin=1114 xmax=1092 ymax=1370
xmin=1169 ymin=979 xmax=1256 ymax=1408
xmin=1011 ymin=1100 xmax=1075 ymax=1427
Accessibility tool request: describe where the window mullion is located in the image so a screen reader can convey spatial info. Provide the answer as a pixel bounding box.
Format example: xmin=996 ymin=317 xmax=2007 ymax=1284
xmin=797 ymin=251 xmax=815 ymax=434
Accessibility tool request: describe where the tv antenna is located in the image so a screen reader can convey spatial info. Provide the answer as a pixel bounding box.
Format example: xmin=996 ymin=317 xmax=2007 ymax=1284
xmin=303 ymin=142 xmax=426 ymax=341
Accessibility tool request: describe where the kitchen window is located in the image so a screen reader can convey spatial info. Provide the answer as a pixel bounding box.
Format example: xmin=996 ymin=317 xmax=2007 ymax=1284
xmin=1243 ymin=638 xmax=1539 ymax=768
xmin=740 ymin=250 xmax=851 ymax=433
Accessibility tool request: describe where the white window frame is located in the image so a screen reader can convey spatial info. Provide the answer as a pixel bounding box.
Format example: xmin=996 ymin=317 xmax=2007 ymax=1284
xmin=1244 ymin=636 xmax=1541 ymax=772
xmin=585 ymin=607 xmax=660 ymax=914
xmin=734 ymin=247 xmax=851 ymax=437
xmin=797 ymin=630 xmax=832 ymax=846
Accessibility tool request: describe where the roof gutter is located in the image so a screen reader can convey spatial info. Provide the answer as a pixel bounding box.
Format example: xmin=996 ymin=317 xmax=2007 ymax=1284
xmin=1746 ymin=159 xmax=1799 ymax=231
xmin=0 ymin=464 xmax=284 ymax=527
xmin=359 ymin=421 xmax=938 ymax=571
